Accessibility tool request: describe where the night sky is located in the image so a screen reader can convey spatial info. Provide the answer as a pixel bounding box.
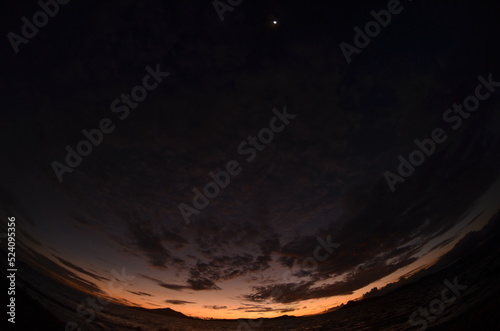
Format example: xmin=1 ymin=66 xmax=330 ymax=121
xmin=1 ymin=0 xmax=500 ymax=321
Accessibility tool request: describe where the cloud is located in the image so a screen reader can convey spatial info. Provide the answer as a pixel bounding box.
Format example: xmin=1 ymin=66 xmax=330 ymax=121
xmin=244 ymin=254 xmax=416 ymax=304
xmin=53 ymin=255 xmax=110 ymax=282
xmin=203 ymin=305 xmax=227 ymax=310
xmin=190 ymin=220 xmax=280 ymax=259
xmin=166 ymin=300 xmax=195 ymax=305
xmin=126 ymin=219 xmax=186 ymax=268
xmin=128 ymin=291 xmax=153 ymax=297
xmin=187 ymin=253 xmax=272 ymax=283
xmin=158 ymin=283 xmax=191 ymax=291
xmin=20 ymin=246 xmax=105 ymax=296
xmin=232 ymin=304 xmax=296 ymax=313
xmin=280 ymin=308 xmax=296 ymax=313
xmin=139 ymin=273 xmax=221 ymax=292
xmin=0 ymin=187 xmax=37 ymax=226
xmin=19 ymin=229 xmax=43 ymax=246
xmin=186 ymin=277 xmax=221 ymax=291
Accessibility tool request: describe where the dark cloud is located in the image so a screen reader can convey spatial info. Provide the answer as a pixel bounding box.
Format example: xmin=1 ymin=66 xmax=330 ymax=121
xmin=19 ymin=229 xmax=43 ymax=247
xmin=138 ymin=274 xmax=163 ymax=283
xmin=0 ymin=187 xmax=37 ymax=226
xmin=191 ymin=220 xmax=280 ymax=258
xmin=278 ymin=235 xmax=321 ymax=268
xmin=126 ymin=218 xmax=186 ymax=268
xmin=166 ymin=300 xmax=195 ymax=305
xmin=128 ymin=291 xmax=153 ymax=297
xmin=53 ymin=255 xmax=110 ymax=282
xmin=20 ymin=246 xmax=105 ymax=296
xmin=244 ymin=256 xmax=417 ymax=304
xmin=163 ymin=228 xmax=188 ymax=245
xmin=188 ymin=254 xmax=271 ymax=283
xmin=233 ymin=304 xmax=296 ymax=313
xmin=280 ymin=308 xmax=296 ymax=313
xmin=139 ymin=273 xmax=221 ymax=292
xmin=158 ymin=283 xmax=191 ymax=291
xmin=203 ymin=305 xmax=227 ymax=310
xmin=186 ymin=277 xmax=221 ymax=291
xmin=69 ymin=213 xmax=94 ymax=226
xmin=363 ymin=212 xmax=500 ymax=300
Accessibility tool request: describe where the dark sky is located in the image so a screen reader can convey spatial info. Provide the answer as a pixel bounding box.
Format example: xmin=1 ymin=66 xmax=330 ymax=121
xmin=1 ymin=0 xmax=500 ymax=319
